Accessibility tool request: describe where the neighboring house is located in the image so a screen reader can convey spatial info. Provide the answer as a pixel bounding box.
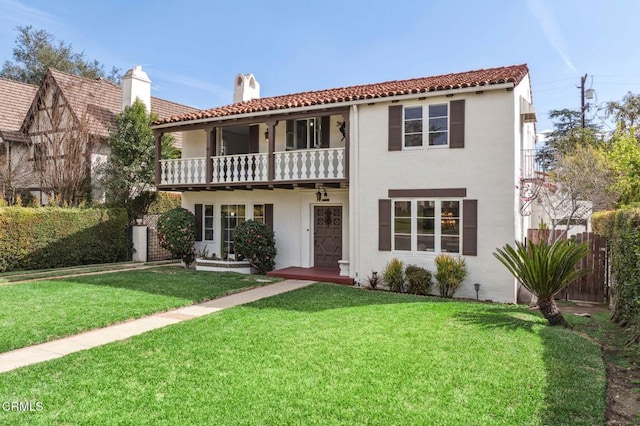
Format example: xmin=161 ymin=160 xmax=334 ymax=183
xmin=0 ymin=66 xmax=197 ymax=203
xmin=0 ymin=78 xmax=38 ymax=202
xmin=151 ymin=65 xmax=537 ymax=303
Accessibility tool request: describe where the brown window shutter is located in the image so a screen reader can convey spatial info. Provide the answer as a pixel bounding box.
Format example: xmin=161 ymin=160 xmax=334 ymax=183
xmin=265 ymin=204 xmax=274 ymax=230
xmin=379 ymin=199 xmax=392 ymax=251
xmin=249 ymin=125 xmax=259 ymax=153
xmin=321 ymin=116 xmax=330 ymax=148
xmin=388 ymin=105 xmax=403 ymax=151
xmin=450 ymin=99 xmax=465 ymax=149
xmin=194 ymin=204 xmax=203 ymax=242
xmin=462 ymin=199 xmax=477 ymax=255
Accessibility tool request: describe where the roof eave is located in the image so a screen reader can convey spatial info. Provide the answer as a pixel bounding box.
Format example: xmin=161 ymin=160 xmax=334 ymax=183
xmin=151 ymin=81 xmax=517 ymax=131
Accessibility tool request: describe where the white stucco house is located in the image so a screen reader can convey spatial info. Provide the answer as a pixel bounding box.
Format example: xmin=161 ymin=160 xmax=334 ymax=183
xmin=151 ymin=64 xmax=537 ymax=303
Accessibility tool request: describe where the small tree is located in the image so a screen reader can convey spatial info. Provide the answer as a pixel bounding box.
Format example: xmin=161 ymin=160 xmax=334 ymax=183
xmin=103 ymin=100 xmax=177 ymax=222
xmin=233 ymin=220 xmax=277 ymax=274
xmin=494 ymin=239 xmax=589 ymax=328
xmin=157 ymin=208 xmax=196 ymax=267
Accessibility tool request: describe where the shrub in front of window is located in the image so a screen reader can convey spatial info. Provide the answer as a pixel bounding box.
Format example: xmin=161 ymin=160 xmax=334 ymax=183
xmin=383 ymin=257 xmax=405 ymax=292
xmin=434 ymin=254 xmax=468 ymax=298
xmin=405 ymin=265 xmax=433 ymax=295
xmin=233 ymin=219 xmax=277 ymax=274
xmin=157 ymin=207 xmax=196 ymax=267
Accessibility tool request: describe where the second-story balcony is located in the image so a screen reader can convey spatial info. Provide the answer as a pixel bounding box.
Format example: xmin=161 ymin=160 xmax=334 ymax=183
xmin=159 ymin=147 xmax=346 ymax=187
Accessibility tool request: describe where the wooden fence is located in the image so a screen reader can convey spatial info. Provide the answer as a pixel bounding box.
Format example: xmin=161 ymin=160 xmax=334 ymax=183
xmin=526 ymin=229 xmax=607 ymax=303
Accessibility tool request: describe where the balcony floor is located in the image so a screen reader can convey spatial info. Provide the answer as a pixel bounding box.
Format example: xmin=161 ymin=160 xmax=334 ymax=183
xmin=267 ymin=266 xmax=354 ymax=286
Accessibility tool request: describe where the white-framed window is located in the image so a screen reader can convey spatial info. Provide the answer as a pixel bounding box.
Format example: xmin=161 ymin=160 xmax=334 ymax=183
xmin=286 ymin=118 xmax=321 ymax=150
xmin=253 ymin=204 xmax=265 ymax=224
xmin=393 ymin=199 xmax=461 ymax=253
xmin=403 ymin=103 xmax=449 ymax=149
xmin=204 ymin=204 xmax=214 ymax=241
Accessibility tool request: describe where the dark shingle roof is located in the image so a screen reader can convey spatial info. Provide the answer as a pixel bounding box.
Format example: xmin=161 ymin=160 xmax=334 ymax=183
xmin=0 ymin=78 xmax=38 ymax=132
xmin=46 ymin=69 xmax=198 ymax=138
xmin=155 ymin=64 xmax=529 ymax=125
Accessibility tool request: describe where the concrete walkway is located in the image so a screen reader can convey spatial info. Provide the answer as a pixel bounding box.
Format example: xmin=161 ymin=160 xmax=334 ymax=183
xmin=0 ymin=279 xmax=314 ymax=374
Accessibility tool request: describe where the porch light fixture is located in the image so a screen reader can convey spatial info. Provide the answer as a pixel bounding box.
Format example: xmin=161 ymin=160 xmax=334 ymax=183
xmin=264 ymin=130 xmax=269 ymax=143
xmin=474 ymin=283 xmax=480 ymax=300
xmin=316 ymin=186 xmax=329 ymax=202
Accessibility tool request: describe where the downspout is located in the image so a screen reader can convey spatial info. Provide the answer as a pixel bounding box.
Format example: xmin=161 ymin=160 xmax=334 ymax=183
xmin=349 ymin=104 xmax=359 ymax=284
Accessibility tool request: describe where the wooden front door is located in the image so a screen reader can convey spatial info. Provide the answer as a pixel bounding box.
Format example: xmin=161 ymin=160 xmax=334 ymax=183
xmin=314 ymin=206 xmax=342 ymax=268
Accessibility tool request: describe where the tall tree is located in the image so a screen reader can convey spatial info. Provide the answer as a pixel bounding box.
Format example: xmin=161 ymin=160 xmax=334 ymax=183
xmin=607 ymin=127 xmax=640 ymax=205
xmin=102 ymin=100 xmax=177 ymax=221
xmin=605 ymin=91 xmax=640 ymax=133
xmin=536 ymin=108 xmax=602 ymax=170
xmin=0 ymin=26 xmax=120 ymax=84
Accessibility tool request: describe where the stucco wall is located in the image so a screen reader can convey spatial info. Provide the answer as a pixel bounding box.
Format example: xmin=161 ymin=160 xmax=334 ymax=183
xmin=350 ymin=87 xmax=522 ymax=303
xmin=183 ymin=188 xmax=349 ymax=270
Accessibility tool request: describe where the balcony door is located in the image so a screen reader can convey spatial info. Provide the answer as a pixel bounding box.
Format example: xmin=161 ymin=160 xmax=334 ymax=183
xmin=313 ymin=206 xmax=342 ymax=268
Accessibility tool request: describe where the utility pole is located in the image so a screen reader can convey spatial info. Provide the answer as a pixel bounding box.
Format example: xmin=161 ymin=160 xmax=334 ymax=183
xmin=580 ymin=74 xmax=588 ymax=129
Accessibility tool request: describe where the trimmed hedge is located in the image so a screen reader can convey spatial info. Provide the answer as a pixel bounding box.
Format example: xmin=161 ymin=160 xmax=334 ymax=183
xmin=0 ymin=207 xmax=128 ymax=272
xmin=592 ymin=208 xmax=640 ymax=344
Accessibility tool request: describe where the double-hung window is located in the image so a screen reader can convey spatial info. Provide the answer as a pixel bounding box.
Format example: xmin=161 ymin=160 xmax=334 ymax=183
xmin=403 ymin=104 xmax=449 ymax=148
xmin=393 ymin=199 xmax=461 ymax=253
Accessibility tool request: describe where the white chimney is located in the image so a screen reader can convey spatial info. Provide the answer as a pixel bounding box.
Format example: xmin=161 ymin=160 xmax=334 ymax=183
xmin=233 ymin=73 xmax=260 ymax=103
xmin=122 ymin=65 xmax=151 ymax=112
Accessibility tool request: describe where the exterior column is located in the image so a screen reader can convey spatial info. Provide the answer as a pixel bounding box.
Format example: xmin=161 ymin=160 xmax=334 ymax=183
xmin=267 ymin=121 xmax=277 ymax=182
xmin=154 ymin=131 xmax=163 ymax=186
xmin=206 ymin=126 xmax=216 ymax=185
xmin=341 ymin=111 xmax=350 ymax=181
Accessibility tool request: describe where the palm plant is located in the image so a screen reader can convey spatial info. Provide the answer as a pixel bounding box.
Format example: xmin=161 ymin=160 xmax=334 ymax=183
xmin=494 ymin=239 xmax=589 ymax=328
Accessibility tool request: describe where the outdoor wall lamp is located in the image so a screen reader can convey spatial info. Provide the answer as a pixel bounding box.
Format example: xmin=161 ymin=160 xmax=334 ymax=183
xmin=264 ymin=130 xmax=269 ymax=143
xmin=315 ymin=187 xmax=328 ymax=202
xmin=474 ymin=283 xmax=481 ymax=300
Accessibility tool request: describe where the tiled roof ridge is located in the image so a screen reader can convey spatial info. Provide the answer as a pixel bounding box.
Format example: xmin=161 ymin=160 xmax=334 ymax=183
xmin=155 ymin=63 xmax=529 ymax=125
xmin=0 ymin=77 xmax=38 ymax=89
xmin=150 ymin=96 xmax=199 ymax=111
xmin=47 ymin=68 xmax=118 ymax=87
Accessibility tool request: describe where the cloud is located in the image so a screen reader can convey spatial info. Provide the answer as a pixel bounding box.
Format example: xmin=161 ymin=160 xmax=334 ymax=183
xmin=0 ymin=0 xmax=59 ymax=28
xmin=526 ymin=0 xmax=577 ymax=73
xmin=149 ymin=68 xmax=233 ymax=106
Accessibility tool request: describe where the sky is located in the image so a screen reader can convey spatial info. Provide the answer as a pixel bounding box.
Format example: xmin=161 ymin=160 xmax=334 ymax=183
xmin=1 ymin=0 xmax=639 ymax=135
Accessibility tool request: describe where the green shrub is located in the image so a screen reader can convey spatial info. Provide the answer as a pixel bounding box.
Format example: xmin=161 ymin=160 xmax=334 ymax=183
xmin=233 ymin=220 xmax=277 ymax=274
xmin=435 ymin=254 xmax=468 ymax=298
xmin=604 ymin=207 xmax=640 ymax=344
xmin=592 ymin=210 xmax=616 ymax=237
xmin=405 ymin=265 xmax=432 ymax=295
xmin=157 ymin=208 xmax=196 ymax=267
xmin=0 ymin=207 xmax=128 ymax=272
xmin=383 ymin=258 xmax=405 ymax=292
xmin=147 ymin=191 xmax=181 ymax=215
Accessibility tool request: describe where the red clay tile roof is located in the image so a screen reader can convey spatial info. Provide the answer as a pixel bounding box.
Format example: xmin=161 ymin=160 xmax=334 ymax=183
xmin=155 ymin=64 xmax=529 ymax=126
xmin=43 ymin=69 xmax=198 ymax=138
xmin=0 ymin=78 xmax=38 ymax=132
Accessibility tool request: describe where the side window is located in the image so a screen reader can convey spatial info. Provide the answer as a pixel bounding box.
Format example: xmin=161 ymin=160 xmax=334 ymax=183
xmin=204 ymin=204 xmax=214 ymax=241
xmin=253 ymin=204 xmax=265 ymax=224
xmin=428 ymin=104 xmax=449 ymax=146
xmin=403 ymin=106 xmax=423 ymax=148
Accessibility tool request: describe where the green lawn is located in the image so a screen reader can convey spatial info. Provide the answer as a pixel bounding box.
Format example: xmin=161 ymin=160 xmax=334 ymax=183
xmin=0 ymin=284 xmax=605 ymax=425
xmin=0 ymin=267 xmax=275 ymax=352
